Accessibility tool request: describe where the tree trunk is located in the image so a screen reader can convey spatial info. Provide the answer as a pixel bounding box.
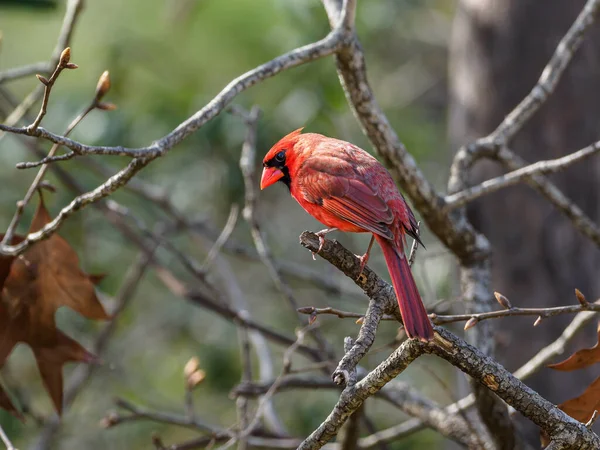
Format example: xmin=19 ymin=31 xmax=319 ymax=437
xmin=448 ymin=0 xmax=600 ymax=442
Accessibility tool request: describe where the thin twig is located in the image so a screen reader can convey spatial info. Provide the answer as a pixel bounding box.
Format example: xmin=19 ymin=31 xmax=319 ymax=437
xmin=236 ymin=316 xmax=253 ymax=450
xmin=2 ymin=70 xmax=111 ymax=246
xmin=104 ymin=398 xmax=222 ymax=434
xmin=445 ymin=139 xmax=600 ymax=209
xmin=28 ymin=47 xmax=77 ymax=132
xmin=0 ymin=62 xmax=49 ymax=84
xmin=514 ymin=307 xmax=599 ymax=380
xmin=0 ymin=424 xmax=16 ymax=450
xmin=431 ymin=299 xmax=600 ymax=327
xmin=0 ymin=0 xmax=84 ymax=142
xmin=200 ymin=204 xmax=240 ymax=271
xmin=0 ymin=0 xmax=355 ymax=257
xmin=222 ymin=325 xmax=315 ymax=450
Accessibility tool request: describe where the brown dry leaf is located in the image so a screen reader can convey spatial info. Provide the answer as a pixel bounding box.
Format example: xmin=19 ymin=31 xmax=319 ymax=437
xmin=0 ymin=384 xmax=22 ymax=422
xmin=0 ymin=197 xmax=108 ymax=415
xmin=0 ymin=233 xmax=23 ymax=420
xmin=540 ymin=376 xmax=600 ymax=447
xmin=548 ymin=323 xmax=600 ymax=371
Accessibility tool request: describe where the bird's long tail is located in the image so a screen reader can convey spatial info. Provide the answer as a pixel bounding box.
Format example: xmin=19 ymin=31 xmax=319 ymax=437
xmin=376 ymin=236 xmax=434 ymax=341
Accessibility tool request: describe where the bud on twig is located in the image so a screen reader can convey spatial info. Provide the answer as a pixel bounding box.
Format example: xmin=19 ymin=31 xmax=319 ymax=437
xmin=183 ymin=356 xmax=206 ymax=389
xmin=355 ymin=316 xmax=364 ymax=325
xmin=65 ymin=63 xmax=79 ymax=70
xmin=59 ymin=47 xmax=71 ymax=66
xmin=183 ymin=357 xmax=200 ymax=378
xmin=97 ymin=101 xmax=117 ymax=111
xmin=36 ymin=74 xmax=49 ymax=86
xmin=575 ymin=289 xmax=588 ymax=307
xmin=95 ymin=70 xmax=111 ymax=101
xmin=494 ymin=291 xmax=512 ymax=309
xmin=464 ymin=317 xmax=478 ymax=330
xmin=100 ymin=411 xmax=119 ymax=428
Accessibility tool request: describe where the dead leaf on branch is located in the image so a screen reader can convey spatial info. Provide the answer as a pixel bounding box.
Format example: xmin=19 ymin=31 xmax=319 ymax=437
xmin=548 ymin=323 xmax=600 ymax=371
xmin=0 ymin=233 xmax=23 ymax=419
xmin=0 ymin=196 xmax=108 ymax=416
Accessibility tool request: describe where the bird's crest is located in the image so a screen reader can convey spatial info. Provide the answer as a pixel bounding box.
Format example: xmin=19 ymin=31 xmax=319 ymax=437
xmin=263 ymin=128 xmax=304 ymax=164
xmin=282 ymin=127 xmax=304 ymax=140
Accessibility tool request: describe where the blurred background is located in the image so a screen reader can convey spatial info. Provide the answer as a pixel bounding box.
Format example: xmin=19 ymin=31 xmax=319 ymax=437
xmin=1 ymin=0 xmax=599 ymax=449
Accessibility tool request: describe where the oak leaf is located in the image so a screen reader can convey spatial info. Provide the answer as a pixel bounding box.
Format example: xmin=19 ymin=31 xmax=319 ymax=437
xmin=548 ymin=323 xmax=600 ymax=371
xmin=0 ymin=197 xmax=108 ymax=415
xmin=0 ymin=233 xmax=22 ymax=419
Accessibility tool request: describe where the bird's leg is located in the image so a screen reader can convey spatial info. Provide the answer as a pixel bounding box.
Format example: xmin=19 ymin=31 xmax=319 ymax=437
xmin=312 ymin=228 xmax=338 ymax=260
xmin=357 ymin=235 xmax=375 ymax=277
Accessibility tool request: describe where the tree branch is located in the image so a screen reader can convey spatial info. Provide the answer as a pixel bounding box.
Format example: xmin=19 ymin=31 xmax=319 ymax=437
xmin=445 ymin=139 xmax=600 ymax=209
xmin=0 ymin=0 xmax=356 ymax=258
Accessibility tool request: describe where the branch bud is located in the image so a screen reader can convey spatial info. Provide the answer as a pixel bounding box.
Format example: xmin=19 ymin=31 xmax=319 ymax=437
xmin=97 ymin=102 xmax=117 ymax=111
xmin=575 ymin=289 xmax=588 ymax=307
xmin=494 ymin=291 xmax=512 ymax=309
xmin=36 ymin=74 xmax=49 ymax=86
xmin=464 ymin=317 xmax=478 ymax=330
xmin=100 ymin=411 xmax=119 ymax=428
xmin=95 ymin=70 xmax=111 ymax=101
xmin=183 ymin=357 xmax=200 ymax=378
xmin=64 ymin=63 xmax=79 ymax=70
xmin=186 ymin=369 xmax=206 ymax=390
xmin=355 ymin=316 xmax=364 ymax=325
xmin=59 ymin=47 xmax=71 ymax=66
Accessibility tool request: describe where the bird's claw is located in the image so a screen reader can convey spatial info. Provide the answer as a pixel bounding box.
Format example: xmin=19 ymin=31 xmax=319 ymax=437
xmin=311 ymin=229 xmax=331 ymax=260
xmin=356 ymin=253 xmax=369 ymax=277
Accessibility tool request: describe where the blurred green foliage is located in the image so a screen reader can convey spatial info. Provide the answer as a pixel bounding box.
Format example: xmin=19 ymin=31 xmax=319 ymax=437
xmin=0 ymin=0 xmax=456 ymax=448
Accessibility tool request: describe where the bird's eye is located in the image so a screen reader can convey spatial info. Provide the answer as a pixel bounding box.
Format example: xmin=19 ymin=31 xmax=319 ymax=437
xmin=275 ymin=151 xmax=286 ymax=163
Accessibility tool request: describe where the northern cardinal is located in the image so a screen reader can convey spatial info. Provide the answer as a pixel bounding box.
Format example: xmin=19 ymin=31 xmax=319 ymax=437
xmin=260 ymin=129 xmax=434 ymax=341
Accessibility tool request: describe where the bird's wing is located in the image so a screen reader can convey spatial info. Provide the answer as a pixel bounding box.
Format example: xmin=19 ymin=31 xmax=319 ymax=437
xmin=297 ymin=156 xmax=394 ymax=240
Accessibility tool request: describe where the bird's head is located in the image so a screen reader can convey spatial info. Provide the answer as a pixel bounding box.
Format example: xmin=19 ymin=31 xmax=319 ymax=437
xmin=260 ymin=128 xmax=304 ymax=190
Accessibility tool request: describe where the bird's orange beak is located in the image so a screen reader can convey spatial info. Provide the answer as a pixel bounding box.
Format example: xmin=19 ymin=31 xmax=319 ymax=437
xmin=260 ymin=167 xmax=284 ymax=190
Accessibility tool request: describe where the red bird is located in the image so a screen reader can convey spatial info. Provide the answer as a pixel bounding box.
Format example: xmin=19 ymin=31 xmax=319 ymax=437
xmin=260 ymin=129 xmax=434 ymax=341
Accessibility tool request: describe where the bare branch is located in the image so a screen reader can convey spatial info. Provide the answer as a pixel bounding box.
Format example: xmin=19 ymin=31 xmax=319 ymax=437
xmin=488 ymin=0 xmax=600 ymax=145
xmin=0 ymin=424 xmax=16 ymax=450
xmin=2 ymin=70 xmax=113 ymax=247
xmin=432 ymin=298 xmax=600 ymax=327
xmin=0 ymin=0 xmax=84 ymax=139
xmin=28 ymin=47 xmax=77 ymax=131
xmin=0 ymin=62 xmax=50 ymax=84
xmin=514 ymin=307 xmax=599 ymax=381
xmin=494 ymin=146 xmax=600 ymax=247
xmin=0 ymin=0 xmax=356 ymax=258
xmin=154 ymin=265 xmax=324 ymax=362
xmin=445 ymin=139 xmax=600 ymax=209
xmin=300 ymin=326 xmax=600 ymax=450
xmin=104 ymin=398 xmax=221 ymax=433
